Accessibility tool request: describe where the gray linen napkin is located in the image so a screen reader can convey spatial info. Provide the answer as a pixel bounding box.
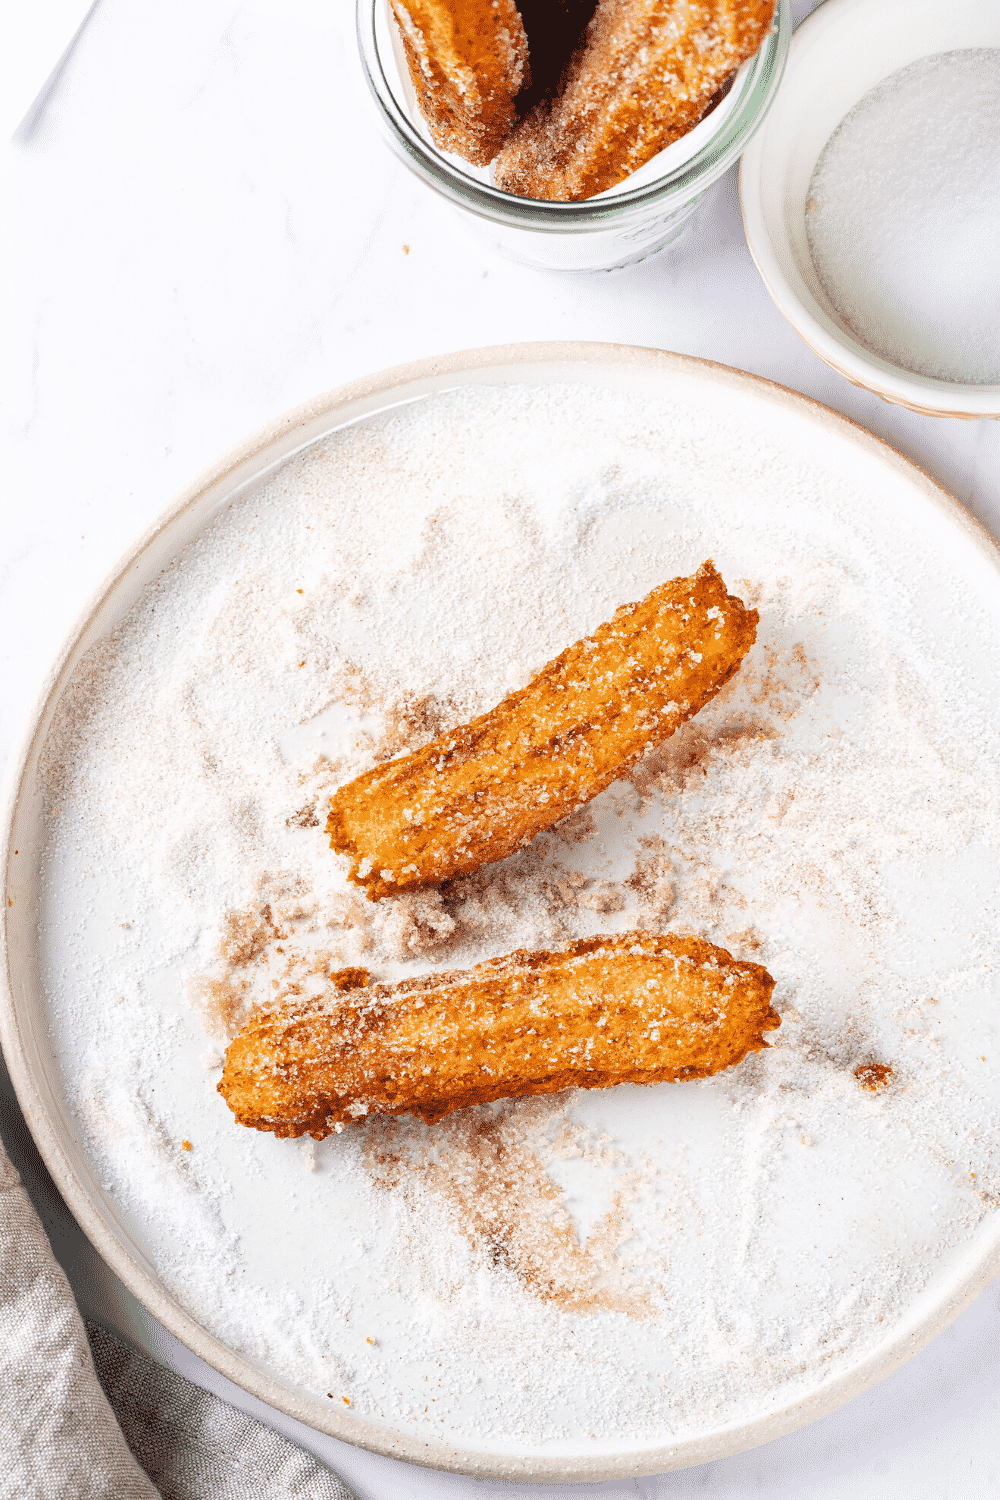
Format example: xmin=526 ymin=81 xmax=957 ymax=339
xmin=0 ymin=1137 xmax=156 ymax=1499
xmin=87 ymin=1322 xmax=356 ymax=1500
xmin=0 ymin=1095 xmax=356 ymax=1500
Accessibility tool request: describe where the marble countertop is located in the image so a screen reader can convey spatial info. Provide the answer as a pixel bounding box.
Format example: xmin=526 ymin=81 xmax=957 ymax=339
xmin=3 ymin=1 xmax=999 ymax=1495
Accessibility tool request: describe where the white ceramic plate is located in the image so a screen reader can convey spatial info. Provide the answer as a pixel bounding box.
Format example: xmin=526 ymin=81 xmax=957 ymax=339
xmin=3 ymin=344 xmax=1000 ymax=1482
xmin=739 ymin=0 xmax=1000 ymax=419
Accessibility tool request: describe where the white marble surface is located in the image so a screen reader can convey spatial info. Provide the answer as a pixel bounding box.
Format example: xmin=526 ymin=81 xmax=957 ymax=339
xmin=2 ymin=0 xmax=999 ymax=1494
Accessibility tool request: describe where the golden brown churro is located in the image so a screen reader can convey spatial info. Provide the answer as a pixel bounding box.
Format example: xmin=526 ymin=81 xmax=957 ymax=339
xmin=494 ymin=0 xmax=777 ymax=201
xmin=327 ymin=561 xmax=757 ymax=901
xmin=390 ymin=0 xmax=530 ymax=165
xmin=218 ymin=933 xmax=780 ymax=1137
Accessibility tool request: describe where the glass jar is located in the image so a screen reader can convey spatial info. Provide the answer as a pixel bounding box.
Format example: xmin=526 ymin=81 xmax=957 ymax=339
xmin=356 ymin=0 xmax=791 ymax=272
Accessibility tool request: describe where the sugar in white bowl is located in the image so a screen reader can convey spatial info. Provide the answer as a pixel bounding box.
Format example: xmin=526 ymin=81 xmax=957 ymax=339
xmin=805 ymin=49 xmax=1000 ymax=386
xmin=740 ymin=0 xmax=1000 ymax=417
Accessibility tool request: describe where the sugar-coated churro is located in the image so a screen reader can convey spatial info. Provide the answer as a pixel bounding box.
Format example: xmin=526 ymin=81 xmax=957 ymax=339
xmin=494 ymin=0 xmax=776 ymax=200
xmin=326 ymin=561 xmax=758 ymax=900
xmin=390 ymin=0 xmax=530 ymax=165
xmin=218 ymin=932 xmax=780 ymax=1137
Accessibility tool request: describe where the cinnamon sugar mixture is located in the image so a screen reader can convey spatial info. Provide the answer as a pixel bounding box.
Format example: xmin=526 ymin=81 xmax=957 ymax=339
xmin=37 ymin=384 xmax=1000 ymax=1452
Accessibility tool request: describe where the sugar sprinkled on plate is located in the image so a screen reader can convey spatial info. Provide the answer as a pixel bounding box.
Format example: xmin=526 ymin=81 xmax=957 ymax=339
xmin=34 ymin=382 xmax=1000 ymax=1452
xmin=806 ymin=49 xmax=1000 ymax=385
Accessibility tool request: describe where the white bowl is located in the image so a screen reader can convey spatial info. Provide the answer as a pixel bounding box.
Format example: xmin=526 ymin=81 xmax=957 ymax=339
xmin=739 ymin=0 xmax=1000 ymax=419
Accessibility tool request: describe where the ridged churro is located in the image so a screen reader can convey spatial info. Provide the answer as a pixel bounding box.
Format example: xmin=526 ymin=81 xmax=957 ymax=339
xmin=494 ymin=0 xmax=776 ymax=201
xmin=390 ymin=0 xmax=529 ymax=165
xmin=326 ymin=561 xmax=757 ymax=900
xmin=218 ymin=932 xmax=780 ymax=1137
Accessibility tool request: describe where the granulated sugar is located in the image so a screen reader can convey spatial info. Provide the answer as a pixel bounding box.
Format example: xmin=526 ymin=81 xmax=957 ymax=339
xmin=37 ymin=382 xmax=1000 ymax=1454
xmin=806 ymin=49 xmax=1000 ymax=385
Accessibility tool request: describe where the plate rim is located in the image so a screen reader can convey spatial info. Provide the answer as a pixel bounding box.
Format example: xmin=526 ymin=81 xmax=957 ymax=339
xmin=3 ymin=339 xmax=1000 ymax=1482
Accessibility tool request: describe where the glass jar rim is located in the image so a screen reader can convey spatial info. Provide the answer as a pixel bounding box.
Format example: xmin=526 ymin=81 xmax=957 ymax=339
xmin=357 ymin=0 xmax=791 ymax=230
